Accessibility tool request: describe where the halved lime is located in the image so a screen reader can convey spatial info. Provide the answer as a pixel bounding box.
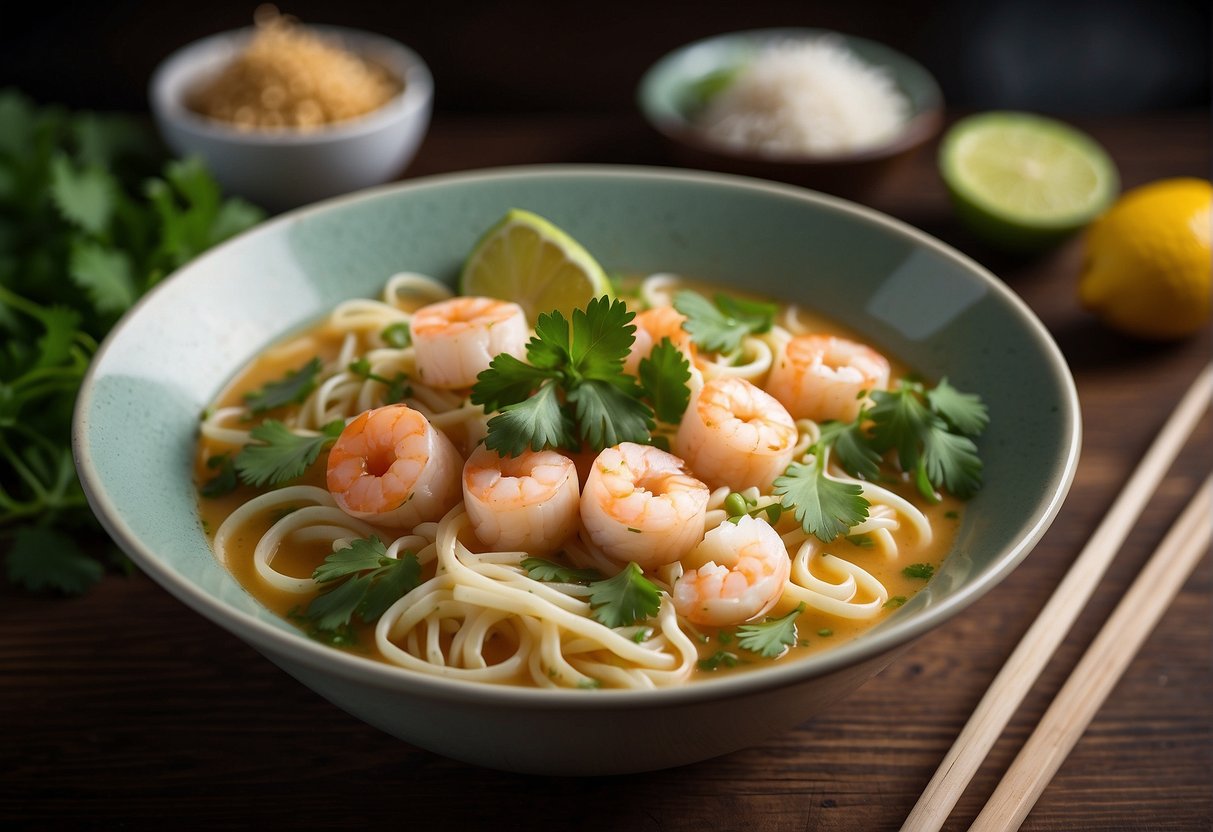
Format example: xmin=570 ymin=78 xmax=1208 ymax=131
xmin=939 ymin=112 xmax=1118 ymax=252
xmin=460 ymin=209 xmax=612 ymax=320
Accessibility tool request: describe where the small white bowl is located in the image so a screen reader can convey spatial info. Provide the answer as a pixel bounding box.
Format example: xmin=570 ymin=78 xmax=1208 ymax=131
xmin=150 ymin=26 xmax=433 ymax=211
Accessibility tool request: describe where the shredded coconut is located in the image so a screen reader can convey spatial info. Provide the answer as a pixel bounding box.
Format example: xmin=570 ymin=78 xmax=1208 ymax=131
xmin=697 ymin=37 xmax=911 ymax=157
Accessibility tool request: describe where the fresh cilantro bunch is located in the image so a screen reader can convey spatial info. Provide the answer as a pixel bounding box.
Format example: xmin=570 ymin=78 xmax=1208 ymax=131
xmin=0 ymin=89 xmax=263 ymax=595
xmin=470 ymin=296 xmax=691 ymax=457
xmin=775 ymin=377 xmax=988 ymax=542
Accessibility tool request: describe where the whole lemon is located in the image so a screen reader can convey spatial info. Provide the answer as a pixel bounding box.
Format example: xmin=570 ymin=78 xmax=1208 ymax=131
xmin=1079 ymin=178 xmax=1211 ymax=340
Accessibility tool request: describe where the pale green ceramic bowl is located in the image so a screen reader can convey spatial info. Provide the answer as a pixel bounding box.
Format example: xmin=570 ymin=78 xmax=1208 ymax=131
xmin=74 ymin=166 xmax=1080 ymax=775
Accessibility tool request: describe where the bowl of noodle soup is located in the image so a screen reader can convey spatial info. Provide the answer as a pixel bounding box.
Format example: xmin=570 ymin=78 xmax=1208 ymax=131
xmin=74 ymin=166 xmax=1079 ymax=774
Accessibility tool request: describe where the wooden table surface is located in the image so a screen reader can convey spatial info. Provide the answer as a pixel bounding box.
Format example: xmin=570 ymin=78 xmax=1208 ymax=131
xmin=3 ymin=110 xmax=1209 ymax=831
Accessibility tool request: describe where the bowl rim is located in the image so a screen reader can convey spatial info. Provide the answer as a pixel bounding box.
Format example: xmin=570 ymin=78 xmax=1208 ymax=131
xmin=637 ymin=27 xmax=945 ymax=165
xmin=148 ymin=24 xmax=434 ymax=146
xmin=74 ymin=163 xmax=1081 ymax=709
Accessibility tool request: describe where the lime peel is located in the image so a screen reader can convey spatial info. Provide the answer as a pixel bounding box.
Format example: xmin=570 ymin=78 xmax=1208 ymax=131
xmin=940 ymin=111 xmax=1119 ymax=252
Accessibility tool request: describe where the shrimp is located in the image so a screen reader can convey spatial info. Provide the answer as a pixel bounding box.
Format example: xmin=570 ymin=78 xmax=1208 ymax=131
xmin=673 ymin=514 xmax=790 ymax=626
xmin=410 ymin=296 xmax=529 ymax=389
xmin=674 ymin=376 xmax=797 ymax=492
xmin=765 ymin=334 xmax=890 ymax=423
xmin=462 ymin=444 xmax=580 ymax=555
xmin=326 ymin=404 xmax=462 ymax=528
xmin=623 ymin=306 xmax=696 ymax=376
xmin=580 ymin=442 xmax=710 ymax=568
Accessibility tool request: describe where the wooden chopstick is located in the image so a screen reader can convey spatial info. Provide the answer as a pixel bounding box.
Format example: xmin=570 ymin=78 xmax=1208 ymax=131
xmin=969 ymin=474 xmax=1213 ymax=831
xmin=900 ymin=364 xmax=1213 ymax=832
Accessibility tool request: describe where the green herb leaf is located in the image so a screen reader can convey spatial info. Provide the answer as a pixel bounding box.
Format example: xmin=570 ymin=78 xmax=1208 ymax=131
xmin=673 ymin=289 xmax=775 ymax=354
xmin=588 ymin=561 xmax=662 ymax=628
xmin=902 ymin=563 xmax=935 ymax=580
xmin=638 ymin=338 xmax=692 ymax=423
xmin=234 ymin=419 xmax=344 ymax=487
xmin=569 ymin=295 xmax=635 ymax=378
xmin=49 ymin=154 xmax=116 ymax=235
xmin=928 ymin=378 xmax=990 ymax=437
xmin=820 ymin=419 xmax=883 ymax=482
xmin=697 ymin=650 xmax=741 ymax=672
xmin=522 ymin=557 xmax=603 ymax=585
xmin=884 ymin=595 xmax=907 ymax=609
xmin=773 ymin=456 xmax=869 ymax=542
xmin=305 ymin=536 xmax=421 ymax=631
xmin=922 ymin=423 xmax=984 ymax=499
xmin=867 ymin=382 xmax=936 ymax=472
xmin=68 ymin=240 xmax=137 ymax=315
xmin=482 ymin=381 xmax=574 ymax=457
xmin=243 ymin=358 xmax=322 ymax=414
xmin=5 ymin=526 xmax=105 ymax=595
xmin=567 ymin=377 xmax=654 ymax=451
xmin=380 ymin=321 xmax=411 ymax=348
xmin=736 ymin=602 xmax=806 ymax=658
xmin=200 ymin=453 xmax=239 ymax=498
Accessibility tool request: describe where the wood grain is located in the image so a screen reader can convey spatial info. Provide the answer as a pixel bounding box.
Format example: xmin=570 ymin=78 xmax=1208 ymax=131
xmin=2 ymin=111 xmax=1209 ymax=832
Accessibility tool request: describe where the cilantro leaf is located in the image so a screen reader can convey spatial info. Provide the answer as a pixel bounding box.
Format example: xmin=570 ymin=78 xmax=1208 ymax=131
xmin=922 ymin=424 xmax=983 ymax=499
xmin=522 ymin=557 xmax=603 ymax=584
xmin=927 ymin=378 xmax=990 ymax=437
xmin=588 ymin=561 xmax=662 ymax=628
xmin=819 ymin=420 xmax=882 ymax=482
xmin=567 ymin=378 xmax=653 ymax=451
xmin=69 ymin=239 xmax=137 ymax=314
xmin=736 ymin=602 xmax=806 ymax=658
xmin=903 ymin=563 xmax=935 ymax=580
xmin=697 ymin=650 xmax=741 ymax=671
xmin=305 ymin=536 xmax=422 ymax=631
xmin=200 ymin=453 xmax=239 ymax=498
xmin=234 ymin=419 xmax=344 ymax=487
xmin=673 ymin=289 xmax=775 ymax=353
xmin=866 ymin=382 xmax=935 ymax=471
xmin=638 ymin=338 xmax=692 ymax=423
xmin=469 ymin=353 xmax=556 ymax=412
xmin=482 ymin=381 xmax=574 ymax=457
xmin=569 ymin=295 xmax=634 ymax=377
xmin=773 ymin=456 xmax=869 ymax=542
xmin=49 ymin=154 xmax=116 ymax=235
xmin=471 ymin=295 xmax=673 ymax=454
xmin=243 ymin=358 xmax=322 ymax=414
xmin=5 ymin=525 xmax=105 ymax=595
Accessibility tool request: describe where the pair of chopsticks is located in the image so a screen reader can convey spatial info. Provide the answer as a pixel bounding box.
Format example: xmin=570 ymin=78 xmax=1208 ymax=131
xmin=902 ymin=364 xmax=1213 ymax=832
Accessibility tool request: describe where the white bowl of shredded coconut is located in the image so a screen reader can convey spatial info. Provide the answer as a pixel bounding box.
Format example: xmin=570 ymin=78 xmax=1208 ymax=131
xmin=639 ymin=29 xmax=943 ymax=197
xmin=151 ymin=13 xmax=433 ymax=211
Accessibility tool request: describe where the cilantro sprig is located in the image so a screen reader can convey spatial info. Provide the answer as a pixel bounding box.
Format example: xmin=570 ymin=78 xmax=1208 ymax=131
xmin=736 ymin=602 xmax=807 ymax=658
xmin=243 ymin=358 xmax=322 ymax=414
xmin=673 ymin=289 xmax=777 ymax=354
xmin=774 ymin=448 xmax=870 ymax=543
xmin=233 ymin=419 xmax=345 ymax=488
xmin=470 ymin=296 xmax=690 ymax=456
xmin=525 ymin=557 xmax=661 ymax=628
xmin=301 ymin=536 xmax=422 ymax=636
xmin=0 ymin=90 xmax=263 ymax=595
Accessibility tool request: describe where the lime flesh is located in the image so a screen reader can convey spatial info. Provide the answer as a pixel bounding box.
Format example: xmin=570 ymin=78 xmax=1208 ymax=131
xmin=940 ymin=112 xmax=1118 ymax=251
xmin=460 ymin=209 xmax=612 ymax=320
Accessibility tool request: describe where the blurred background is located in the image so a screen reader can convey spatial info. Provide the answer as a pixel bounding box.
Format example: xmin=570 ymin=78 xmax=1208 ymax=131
xmin=3 ymin=0 xmax=1209 ymax=117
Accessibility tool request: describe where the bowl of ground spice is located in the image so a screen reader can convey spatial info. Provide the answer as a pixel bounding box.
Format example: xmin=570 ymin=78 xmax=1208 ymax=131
xmin=151 ymin=9 xmax=432 ymax=210
xmin=638 ymin=29 xmax=943 ymax=200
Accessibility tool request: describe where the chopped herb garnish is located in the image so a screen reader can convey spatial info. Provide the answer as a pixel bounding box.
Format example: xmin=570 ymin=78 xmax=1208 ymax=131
xmin=380 ymin=321 xmax=411 ymax=349
xmin=697 ymin=650 xmax=741 ymax=672
xmin=638 ymin=338 xmax=692 ymax=423
xmin=521 ymin=557 xmax=603 ymax=585
xmin=243 ymin=357 xmax=322 ymax=414
xmin=349 ymin=358 xmax=411 ymax=403
xmin=817 ymin=628 xmax=834 ymax=637
xmin=845 ymin=534 xmax=875 ymax=548
xmin=903 ymin=563 xmax=935 ymax=580
xmin=199 ymin=452 xmax=239 ymax=498
xmin=736 ymin=602 xmax=806 ymax=658
xmin=233 ymin=419 xmax=344 ymax=487
xmin=884 ymin=595 xmax=907 ymax=609
xmin=586 ymin=561 xmax=662 ymax=628
xmin=302 ymin=536 xmax=422 ymax=632
xmin=673 ymin=289 xmax=776 ymax=354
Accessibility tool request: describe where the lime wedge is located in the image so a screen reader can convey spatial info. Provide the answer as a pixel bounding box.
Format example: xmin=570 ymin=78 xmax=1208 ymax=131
xmin=940 ymin=112 xmax=1118 ymax=251
xmin=460 ymin=209 xmax=612 ymax=320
